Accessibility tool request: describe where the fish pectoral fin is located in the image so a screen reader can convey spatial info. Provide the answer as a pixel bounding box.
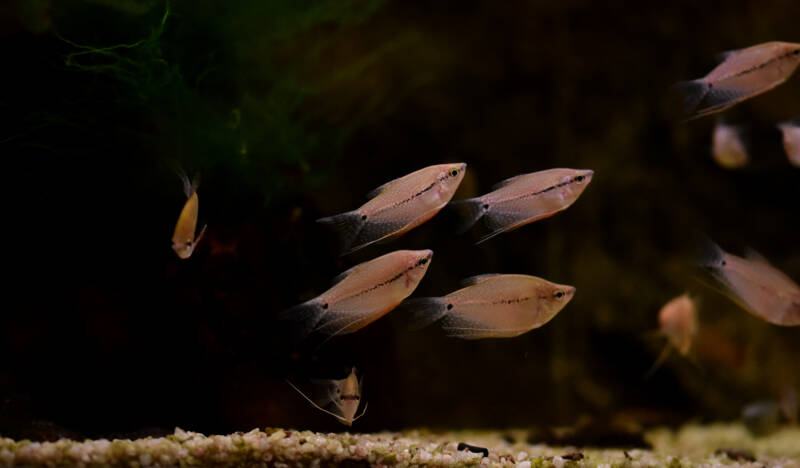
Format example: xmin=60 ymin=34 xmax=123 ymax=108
xmin=195 ymin=224 xmax=208 ymax=246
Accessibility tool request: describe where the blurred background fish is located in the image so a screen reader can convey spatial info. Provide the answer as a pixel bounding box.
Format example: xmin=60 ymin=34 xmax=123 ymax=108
xmin=699 ymin=239 xmax=800 ymax=326
xmin=777 ymin=117 xmax=800 ymax=167
xmin=711 ymin=121 xmax=749 ymax=169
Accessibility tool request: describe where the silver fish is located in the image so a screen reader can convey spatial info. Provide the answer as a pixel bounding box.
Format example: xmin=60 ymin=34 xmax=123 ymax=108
xmin=777 ymin=118 xmax=800 ymax=167
xmin=406 ymin=273 xmax=575 ymax=339
xmin=282 ymin=249 xmax=433 ymax=338
xmin=318 ymin=163 xmax=466 ymax=255
xmin=677 ymin=41 xmax=800 ymax=120
xmin=700 ymin=239 xmax=800 ymax=326
xmin=287 ymin=367 xmax=366 ymax=426
xmin=452 ymin=168 xmax=593 ymax=243
xmin=712 ymin=122 xmax=749 ymax=169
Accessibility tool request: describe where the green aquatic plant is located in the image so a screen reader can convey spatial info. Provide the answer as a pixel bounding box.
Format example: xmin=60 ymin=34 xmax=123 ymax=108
xmin=52 ymin=0 xmax=389 ymax=199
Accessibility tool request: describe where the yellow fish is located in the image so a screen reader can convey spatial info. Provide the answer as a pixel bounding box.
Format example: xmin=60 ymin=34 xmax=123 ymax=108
xmin=677 ymin=41 xmax=800 ymax=120
xmin=282 ymin=249 xmax=433 ymax=338
xmin=777 ymin=118 xmax=800 ymax=167
xmin=318 ymin=163 xmax=466 ymax=255
xmin=172 ymin=173 xmax=207 ymax=259
xmin=700 ymin=239 xmax=800 ymax=326
xmin=286 ymin=367 xmax=366 ymax=426
xmin=452 ymin=168 xmax=593 ymax=243
xmin=711 ymin=122 xmax=749 ymax=169
xmin=406 ymin=273 xmax=574 ymax=339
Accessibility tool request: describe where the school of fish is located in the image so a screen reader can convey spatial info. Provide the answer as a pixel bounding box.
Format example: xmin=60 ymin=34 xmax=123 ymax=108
xmin=159 ymin=40 xmax=800 ymax=427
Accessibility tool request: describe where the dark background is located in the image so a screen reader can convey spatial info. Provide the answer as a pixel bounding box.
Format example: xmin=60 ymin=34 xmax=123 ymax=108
xmin=2 ymin=0 xmax=799 ymax=439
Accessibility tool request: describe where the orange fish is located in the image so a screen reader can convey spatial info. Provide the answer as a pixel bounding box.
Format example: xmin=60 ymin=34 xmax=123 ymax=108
xmin=452 ymin=168 xmax=593 ymax=243
xmin=318 ymin=164 xmax=466 ymax=255
xmin=646 ymin=294 xmax=699 ymax=377
xmin=699 ymin=239 xmax=800 ymax=326
xmin=406 ymin=273 xmax=574 ymax=339
xmin=777 ymin=118 xmax=800 ymax=167
xmin=282 ymin=249 xmax=433 ymax=338
xmin=712 ymin=122 xmax=749 ymax=169
xmin=658 ymin=294 xmax=698 ymax=356
xmin=171 ymin=172 xmax=207 ymax=259
xmin=677 ymin=41 xmax=800 ymax=120
xmin=287 ymin=367 xmax=367 ymax=426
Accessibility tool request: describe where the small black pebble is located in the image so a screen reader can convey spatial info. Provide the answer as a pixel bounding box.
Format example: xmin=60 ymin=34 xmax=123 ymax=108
xmin=562 ymin=452 xmax=584 ymax=461
xmin=457 ymin=442 xmax=489 ymax=457
xmin=715 ymin=448 xmax=756 ymax=462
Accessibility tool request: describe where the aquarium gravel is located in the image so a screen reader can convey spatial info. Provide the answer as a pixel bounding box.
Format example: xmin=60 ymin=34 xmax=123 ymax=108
xmin=1 ymin=424 xmax=798 ymax=467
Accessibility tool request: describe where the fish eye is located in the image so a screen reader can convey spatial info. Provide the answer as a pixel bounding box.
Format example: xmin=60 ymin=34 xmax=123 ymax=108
xmin=575 ymin=175 xmax=585 ymax=183
xmin=450 ymin=169 xmax=459 ymax=177
xmin=418 ymin=257 xmax=428 ymax=265
xmin=554 ymin=291 xmax=565 ymax=299
xmin=795 ymin=49 xmax=800 ymax=55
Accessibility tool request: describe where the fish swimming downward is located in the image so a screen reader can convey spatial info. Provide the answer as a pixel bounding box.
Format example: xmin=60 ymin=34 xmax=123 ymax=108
xmin=646 ymin=294 xmax=699 ymax=377
xmin=282 ymin=249 xmax=433 ymax=338
xmin=172 ymin=172 xmax=207 ymax=259
xmin=406 ymin=273 xmax=575 ymax=339
xmin=286 ymin=367 xmax=367 ymax=426
xmin=777 ymin=117 xmax=800 ymax=167
xmin=318 ymin=163 xmax=466 ymax=255
xmin=712 ymin=121 xmax=749 ymax=169
xmin=677 ymin=41 xmax=800 ymax=120
xmin=699 ymin=239 xmax=800 ymax=326
xmin=452 ymin=168 xmax=593 ymax=244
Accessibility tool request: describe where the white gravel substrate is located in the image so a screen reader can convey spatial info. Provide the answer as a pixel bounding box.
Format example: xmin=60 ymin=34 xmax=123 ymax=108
xmin=0 ymin=424 xmax=798 ymax=467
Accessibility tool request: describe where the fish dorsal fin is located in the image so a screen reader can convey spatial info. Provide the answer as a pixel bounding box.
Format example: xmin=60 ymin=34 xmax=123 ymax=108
xmin=365 ymin=179 xmax=401 ymax=199
xmin=491 ymin=174 xmax=529 ymax=190
xmin=331 ymin=265 xmax=360 ymax=286
xmin=715 ymin=48 xmax=743 ymax=63
xmin=460 ymin=273 xmax=504 ymax=287
xmin=744 ymin=248 xmax=771 ymax=265
xmin=778 ymin=116 xmax=800 ymax=128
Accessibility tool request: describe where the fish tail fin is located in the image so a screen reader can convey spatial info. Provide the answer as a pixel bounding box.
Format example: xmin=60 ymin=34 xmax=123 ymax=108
xmin=317 ymin=211 xmax=366 ymax=255
xmin=175 ymin=169 xmax=200 ymax=198
xmin=643 ymin=343 xmax=673 ymax=380
xmin=278 ymin=300 xmax=326 ymax=338
xmin=449 ymin=198 xmax=487 ymax=234
xmin=695 ymin=234 xmax=726 ymax=270
xmin=402 ymin=297 xmax=449 ymax=331
xmin=672 ymin=79 xmax=710 ymax=116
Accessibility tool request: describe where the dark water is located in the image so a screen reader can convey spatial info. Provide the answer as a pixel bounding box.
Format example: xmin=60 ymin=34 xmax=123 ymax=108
xmin=2 ymin=0 xmax=799 ymax=439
